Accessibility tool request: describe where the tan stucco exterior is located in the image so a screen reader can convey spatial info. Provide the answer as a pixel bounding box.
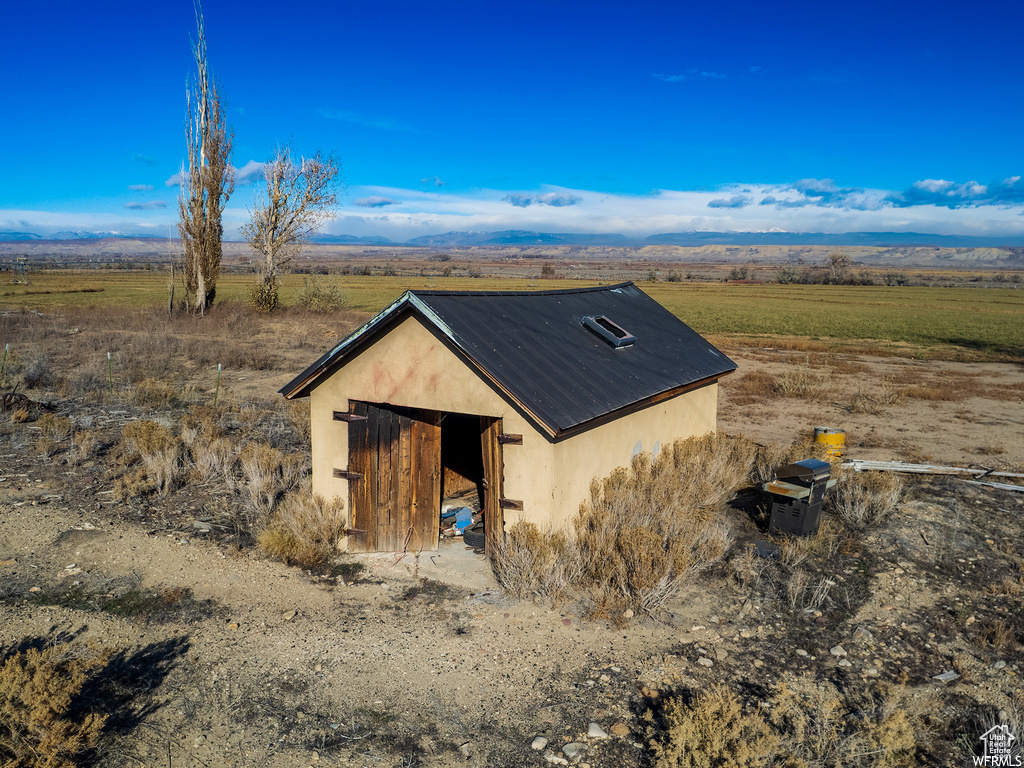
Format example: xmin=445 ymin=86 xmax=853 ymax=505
xmin=306 ymin=313 xmax=720 ymax=548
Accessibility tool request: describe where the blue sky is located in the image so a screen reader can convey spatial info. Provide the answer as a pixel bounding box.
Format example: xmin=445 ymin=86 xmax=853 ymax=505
xmin=3 ymin=0 xmax=1023 ymax=241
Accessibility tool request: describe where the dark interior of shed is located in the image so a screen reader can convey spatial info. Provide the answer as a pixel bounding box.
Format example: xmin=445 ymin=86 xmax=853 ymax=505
xmin=439 ymin=412 xmax=485 ymax=540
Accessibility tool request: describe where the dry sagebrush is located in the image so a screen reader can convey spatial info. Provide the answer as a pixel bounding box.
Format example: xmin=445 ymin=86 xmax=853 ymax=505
xmin=646 ymin=682 xmax=919 ymax=768
xmin=0 ymin=641 xmax=110 ymax=768
xmin=493 ymin=434 xmax=754 ymax=618
xmin=258 ymin=491 xmax=346 ymax=567
xmin=827 ymin=469 xmax=905 ymax=529
xmin=120 ymin=420 xmax=184 ymax=497
xmin=491 ymin=522 xmax=575 ymax=601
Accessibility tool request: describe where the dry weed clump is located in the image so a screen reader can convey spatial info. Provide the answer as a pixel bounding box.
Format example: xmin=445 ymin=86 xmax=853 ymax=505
xmin=127 ymin=377 xmax=185 ymax=407
xmin=647 ymin=683 xmax=919 ymax=768
xmin=190 ymin=436 xmax=238 ymax=484
xmin=32 ymin=413 xmax=73 ymax=457
xmin=725 ymin=370 xmax=779 ymax=405
xmin=573 ymin=435 xmax=749 ymax=616
xmin=120 ymin=420 xmax=184 ymax=497
xmin=239 ymin=442 xmax=306 ymax=523
xmin=258 ymin=491 xmax=346 ymax=567
xmin=849 ymin=376 xmax=905 ymax=414
xmin=749 ymin=441 xmax=792 ymax=486
xmin=69 ymin=429 xmax=98 ymax=465
xmin=645 ymin=685 xmax=777 ymax=768
xmin=296 ymin=273 xmax=347 ymax=312
xmin=0 ymin=640 xmax=110 ymax=768
xmin=491 ymin=522 xmax=574 ymax=601
xmin=827 ymin=470 xmax=905 ymax=530
xmin=900 ymin=374 xmax=981 ymax=402
xmin=775 ymin=358 xmax=829 ymax=398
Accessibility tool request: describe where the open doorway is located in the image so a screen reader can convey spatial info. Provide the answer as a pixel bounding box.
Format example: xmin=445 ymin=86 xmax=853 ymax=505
xmin=439 ymin=412 xmax=486 ymax=541
xmin=344 ymin=402 xmax=503 ymax=554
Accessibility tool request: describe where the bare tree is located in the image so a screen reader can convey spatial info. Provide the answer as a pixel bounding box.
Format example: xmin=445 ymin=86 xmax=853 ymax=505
xmin=241 ymin=146 xmax=341 ymax=311
xmin=177 ymin=3 xmax=233 ymax=315
xmin=825 ymin=251 xmax=852 ymax=284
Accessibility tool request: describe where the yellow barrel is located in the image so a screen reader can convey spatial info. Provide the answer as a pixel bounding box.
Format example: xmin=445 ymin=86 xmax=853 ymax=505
xmin=814 ymin=427 xmax=846 ymax=459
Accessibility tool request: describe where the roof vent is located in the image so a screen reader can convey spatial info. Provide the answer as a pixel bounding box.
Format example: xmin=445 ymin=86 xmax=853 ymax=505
xmin=582 ymin=315 xmax=636 ymax=348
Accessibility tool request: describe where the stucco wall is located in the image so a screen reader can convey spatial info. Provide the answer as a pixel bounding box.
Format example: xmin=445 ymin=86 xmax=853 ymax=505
xmin=303 ymin=314 xmax=720 ymax=546
xmin=546 ymin=382 xmax=719 ymax=528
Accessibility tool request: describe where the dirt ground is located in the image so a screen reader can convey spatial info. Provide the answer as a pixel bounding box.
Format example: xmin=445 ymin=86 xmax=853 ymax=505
xmin=1 ymin=327 xmax=1022 ymax=767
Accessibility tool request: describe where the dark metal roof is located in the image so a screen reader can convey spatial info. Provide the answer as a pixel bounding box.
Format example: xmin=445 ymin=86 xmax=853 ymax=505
xmin=281 ymin=282 xmax=736 ymax=437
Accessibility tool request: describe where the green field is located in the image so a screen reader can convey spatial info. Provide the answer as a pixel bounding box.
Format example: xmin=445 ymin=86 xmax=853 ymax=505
xmin=3 ymin=271 xmax=1022 ymax=358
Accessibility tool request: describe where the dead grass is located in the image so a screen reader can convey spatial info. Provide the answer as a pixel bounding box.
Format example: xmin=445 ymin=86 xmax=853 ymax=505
xmin=258 ymin=491 xmax=346 ymax=567
xmin=774 ymin=358 xmax=829 ymax=398
xmin=572 ymin=434 xmax=749 ymax=618
xmin=849 ymin=376 xmax=905 ymax=414
xmin=0 ymin=640 xmax=110 ymax=768
xmin=647 ymin=682 xmax=920 ymax=768
xmin=725 ymin=370 xmax=779 ymax=405
xmin=490 ymin=522 xmax=574 ymax=601
xmin=120 ymin=420 xmax=184 ymax=497
xmin=827 ymin=469 xmax=905 ymax=530
xmin=239 ymin=442 xmax=306 ymax=524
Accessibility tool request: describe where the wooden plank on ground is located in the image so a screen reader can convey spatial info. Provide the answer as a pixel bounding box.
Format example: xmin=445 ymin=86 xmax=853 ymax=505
xmin=843 ymin=460 xmax=1024 ymax=479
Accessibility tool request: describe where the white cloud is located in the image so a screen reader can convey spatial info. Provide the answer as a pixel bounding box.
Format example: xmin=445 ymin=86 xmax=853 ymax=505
xmin=6 ymin=177 xmax=1024 ymax=242
xmin=128 ymin=184 xmax=155 ymax=192
xmin=233 ymin=160 xmax=265 ymax=187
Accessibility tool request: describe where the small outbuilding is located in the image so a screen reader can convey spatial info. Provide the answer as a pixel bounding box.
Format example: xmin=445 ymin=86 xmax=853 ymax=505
xmin=280 ymin=282 xmax=736 ymax=554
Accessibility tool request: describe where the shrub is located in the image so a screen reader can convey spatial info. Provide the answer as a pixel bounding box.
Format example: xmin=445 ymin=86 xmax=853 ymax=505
xmin=35 ymin=413 xmax=73 ymax=441
xmin=248 ymin=275 xmax=279 ymax=313
xmin=849 ymin=376 xmax=905 ymax=414
xmin=190 ymin=436 xmax=238 ymax=484
xmin=239 ymin=442 xmax=305 ymax=523
xmin=827 ymin=470 xmax=905 ymax=529
xmin=21 ymin=356 xmax=54 ymax=390
xmin=297 ymin=274 xmax=346 ymax=312
xmin=775 ymin=359 xmax=828 ymax=398
xmin=0 ymin=641 xmax=110 ymax=768
xmin=70 ymin=430 xmax=98 ymax=465
xmin=258 ymin=492 xmax=346 ymax=567
xmin=120 ymin=420 xmax=183 ymax=496
xmin=491 ymin=522 xmax=573 ymax=601
xmin=646 ymin=686 xmax=777 ymax=768
xmin=572 ymin=435 xmax=748 ymax=616
xmin=128 ymin=377 xmax=182 ymax=407
xmin=647 ymin=683 xmax=919 ymax=768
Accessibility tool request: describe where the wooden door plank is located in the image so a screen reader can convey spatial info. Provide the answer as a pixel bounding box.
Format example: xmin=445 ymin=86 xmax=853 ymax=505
xmin=364 ymin=402 xmax=381 ymax=553
xmin=377 ymin=408 xmax=395 ymax=552
xmin=413 ymin=411 xmax=442 ymax=551
xmin=396 ymin=411 xmax=414 ymax=551
xmin=480 ymin=416 xmax=504 ymax=556
xmin=347 ymin=401 xmax=373 ymax=553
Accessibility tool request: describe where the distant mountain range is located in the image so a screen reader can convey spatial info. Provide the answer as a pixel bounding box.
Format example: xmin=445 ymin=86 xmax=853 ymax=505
xmin=399 ymin=229 xmax=1024 ymax=248
xmin=2 ymin=228 xmax=1023 ymax=248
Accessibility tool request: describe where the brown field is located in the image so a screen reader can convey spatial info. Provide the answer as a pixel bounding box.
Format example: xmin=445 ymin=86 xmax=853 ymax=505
xmin=1 ymin=277 xmax=1022 ymax=767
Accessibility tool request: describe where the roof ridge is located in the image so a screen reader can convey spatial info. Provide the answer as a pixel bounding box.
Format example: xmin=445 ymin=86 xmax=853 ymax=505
xmin=409 ymin=281 xmax=634 ymax=298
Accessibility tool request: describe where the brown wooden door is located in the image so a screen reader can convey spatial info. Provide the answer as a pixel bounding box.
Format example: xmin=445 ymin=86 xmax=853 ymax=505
xmin=480 ymin=417 xmax=504 ymax=556
xmin=348 ymin=402 xmax=441 ymax=553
